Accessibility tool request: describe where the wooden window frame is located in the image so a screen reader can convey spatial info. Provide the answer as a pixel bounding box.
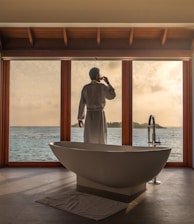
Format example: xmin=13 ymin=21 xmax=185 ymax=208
xmin=0 ymin=59 xmax=192 ymax=167
xmin=121 ymin=60 xmax=192 ymax=167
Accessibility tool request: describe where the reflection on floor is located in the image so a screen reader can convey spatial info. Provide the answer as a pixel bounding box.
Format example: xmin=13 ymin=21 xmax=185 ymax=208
xmin=0 ymin=167 xmax=194 ymax=224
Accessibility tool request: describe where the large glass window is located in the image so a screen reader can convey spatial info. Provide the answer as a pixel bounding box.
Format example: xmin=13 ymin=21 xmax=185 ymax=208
xmin=133 ymin=61 xmax=183 ymax=162
xmin=10 ymin=61 xmax=60 ymax=162
xmin=71 ymin=60 xmax=122 ymax=145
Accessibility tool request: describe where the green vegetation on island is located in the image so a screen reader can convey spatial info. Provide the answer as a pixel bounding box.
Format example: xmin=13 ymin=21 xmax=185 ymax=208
xmin=132 ymin=122 xmax=165 ymax=128
xmin=72 ymin=122 xmax=165 ymax=128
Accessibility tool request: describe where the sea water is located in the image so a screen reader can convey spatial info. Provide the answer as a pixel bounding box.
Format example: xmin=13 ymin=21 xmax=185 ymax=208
xmin=9 ymin=127 xmax=182 ymax=162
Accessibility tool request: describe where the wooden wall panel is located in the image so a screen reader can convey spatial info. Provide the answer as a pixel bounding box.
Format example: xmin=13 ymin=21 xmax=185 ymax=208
xmin=0 ymin=60 xmax=10 ymax=167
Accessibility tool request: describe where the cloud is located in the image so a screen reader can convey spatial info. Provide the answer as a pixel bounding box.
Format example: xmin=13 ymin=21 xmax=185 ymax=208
xmin=10 ymin=61 xmax=60 ymax=126
xmin=71 ymin=60 xmax=122 ymax=124
xmin=133 ymin=61 xmax=182 ymax=127
xmin=10 ymin=60 xmax=183 ymax=127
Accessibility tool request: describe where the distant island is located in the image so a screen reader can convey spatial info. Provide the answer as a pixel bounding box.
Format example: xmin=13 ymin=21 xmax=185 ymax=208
xmin=72 ymin=122 xmax=165 ymax=128
xmin=132 ymin=122 xmax=165 ymax=129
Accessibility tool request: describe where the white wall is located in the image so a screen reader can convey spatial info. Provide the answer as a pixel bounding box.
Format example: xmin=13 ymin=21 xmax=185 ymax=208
xmin=0 ymin=0 xmax=194 ymax=25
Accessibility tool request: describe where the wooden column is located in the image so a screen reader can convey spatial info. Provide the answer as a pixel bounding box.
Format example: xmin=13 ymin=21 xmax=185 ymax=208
xmin=192 ymin=44 xmax=194 ymax=168
xmin=122 ymin=60 xmax=133 ymax=145
xmin=0 ymin=60 xmax=10 ymax=167
xmin=60 ymin=60 xmax=71 ymax=141
xmin=183 ymin=60 xmax=192 ymax=167
xmin=0 ymin=58 xmax=2 ymax=167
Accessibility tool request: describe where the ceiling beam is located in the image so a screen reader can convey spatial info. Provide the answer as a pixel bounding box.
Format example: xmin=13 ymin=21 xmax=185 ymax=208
xmin=129 ymin=28 xmax=134 ymax=47
xmin=97 ymin=28 xmax=101 ymax=46
xmin=161 ymin=28 xmax=168 ymax=46
xmin=63 ymin=28 xmax=68 ymax=46
xmin=1 ymin=49 xmax=192 ymax=59
xmin=27 ymin=28 xmax=34 ymax=47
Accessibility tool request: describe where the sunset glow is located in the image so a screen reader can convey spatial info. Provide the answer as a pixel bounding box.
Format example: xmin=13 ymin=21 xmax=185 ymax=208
xmin=10 ymin=60 xmax=182 ymax=127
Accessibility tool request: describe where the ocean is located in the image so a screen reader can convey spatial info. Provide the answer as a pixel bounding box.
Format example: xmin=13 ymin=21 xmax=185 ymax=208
xmin=9 ymin=127 xmax=183 ymax=162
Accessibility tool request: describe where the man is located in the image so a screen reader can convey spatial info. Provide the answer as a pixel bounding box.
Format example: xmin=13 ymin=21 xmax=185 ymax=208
xmin=77 ymin=67 xmax=116 ymax=144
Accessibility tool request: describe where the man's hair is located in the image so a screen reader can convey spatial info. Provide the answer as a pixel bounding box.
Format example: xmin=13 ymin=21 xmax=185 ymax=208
xmin=89 ymin=67 xmax=100 ymax=80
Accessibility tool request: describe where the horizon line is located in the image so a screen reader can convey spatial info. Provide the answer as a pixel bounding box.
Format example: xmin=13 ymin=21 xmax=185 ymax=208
xmin=10 ymin=125 xmax=182 ymax=128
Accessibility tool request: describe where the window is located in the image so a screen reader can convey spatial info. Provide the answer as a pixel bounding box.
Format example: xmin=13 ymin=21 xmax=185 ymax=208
xmin=71 ymin=60 xmax=122 ymax=145
xmin=132 ymin=61 xmax=183 ymax=162
xmin=9 ymin=61 xmax=60 ymax=162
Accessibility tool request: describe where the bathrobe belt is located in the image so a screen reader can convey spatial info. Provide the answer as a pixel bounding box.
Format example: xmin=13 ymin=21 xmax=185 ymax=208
xmin=87 ymin=107 xmax=104 ymax=111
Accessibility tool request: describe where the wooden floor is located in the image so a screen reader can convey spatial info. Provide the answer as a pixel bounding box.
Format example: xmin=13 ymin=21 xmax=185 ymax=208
xmin=0 ymin=167 xmax=194 ymax=224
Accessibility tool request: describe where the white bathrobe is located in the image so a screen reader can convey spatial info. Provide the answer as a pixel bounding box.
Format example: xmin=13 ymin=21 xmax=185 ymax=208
xmin=77 ymin=80 xmax=116 ymax=144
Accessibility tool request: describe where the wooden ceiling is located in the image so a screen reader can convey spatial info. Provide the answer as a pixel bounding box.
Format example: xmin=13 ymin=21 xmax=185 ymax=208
xmin=0 ymin=27 xmax=194 ymax=59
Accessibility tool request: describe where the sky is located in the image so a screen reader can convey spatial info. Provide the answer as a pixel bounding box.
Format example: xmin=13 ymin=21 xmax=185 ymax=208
xmin=10 ymin=61 xmax=61 ymax=126
xmin=10 ymin=60 xmax=182 ymax=127
xmin=71 ymin=60 xmax=122 ymax=125
xmin=132 ymin=61 xmax=182 ymax=127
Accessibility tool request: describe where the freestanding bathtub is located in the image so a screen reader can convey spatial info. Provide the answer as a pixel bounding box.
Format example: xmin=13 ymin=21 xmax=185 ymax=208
xmin=49 ymin=141 xmax=171 ymax=201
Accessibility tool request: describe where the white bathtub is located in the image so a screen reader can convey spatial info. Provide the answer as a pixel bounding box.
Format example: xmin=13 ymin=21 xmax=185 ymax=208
xmin=49 ymin=141 xmax=171 ymax=201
